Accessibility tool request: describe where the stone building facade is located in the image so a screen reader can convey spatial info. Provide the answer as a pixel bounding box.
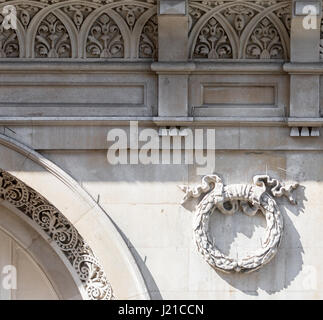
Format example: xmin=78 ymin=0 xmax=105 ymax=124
xmin=0 ymin=0 xmax=322 ymax=300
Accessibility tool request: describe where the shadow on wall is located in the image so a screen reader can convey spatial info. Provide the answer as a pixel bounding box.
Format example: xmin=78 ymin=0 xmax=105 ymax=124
xmin=109 ymin=219 xmax=163 ymax=300
xmin=216 ymin=185 xmax=306 ymax=296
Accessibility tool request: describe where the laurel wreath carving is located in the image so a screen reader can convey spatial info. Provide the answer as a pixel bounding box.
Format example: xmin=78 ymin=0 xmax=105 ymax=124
xmin=0 ymin=169 xmax=113 ymax=300
xmin=180 ymin=174 xmax=298 ymax=273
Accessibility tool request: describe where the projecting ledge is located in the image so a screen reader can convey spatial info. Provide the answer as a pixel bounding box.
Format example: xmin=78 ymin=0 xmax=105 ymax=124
xmin=283 ymin=63 xmax=323 ymax=74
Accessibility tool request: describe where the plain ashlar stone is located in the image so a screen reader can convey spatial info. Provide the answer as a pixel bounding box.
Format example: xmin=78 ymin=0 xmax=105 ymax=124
xmin=41 ymin=150 xmax=189 ymax=204
xmin=158 ymin=74 xmax=189 ymax=117
xmin=158 ymin=16 xmax=188 ymax=61
xmin=159 ymin=0 xmax=186 ymax=15
xmin=290 ymin=75 xmax=320 ymax=118
xmin=105 ymin=203 xmax=192 ymax=249
xmin=75 ymin=205 xmax=150 ymax=300
xmin=132 ymin=247 xmax=189 ymax=293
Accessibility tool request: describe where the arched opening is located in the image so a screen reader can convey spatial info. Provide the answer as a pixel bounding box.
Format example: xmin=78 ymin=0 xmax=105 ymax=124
xmin=0 ymin=169 xmax=113 ymax=300
xmin=0 ymin=215 xmax=59 ymax=300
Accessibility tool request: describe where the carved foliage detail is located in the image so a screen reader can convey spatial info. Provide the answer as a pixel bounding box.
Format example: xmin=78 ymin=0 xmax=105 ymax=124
xmin=194 ymin=17 xmax=232 ymax=59
xmin=139 ymin=14 xmax=157 ymax=59
xmin=0 ymin=15 xmax=19 ymax=58
xmin=0 ymin=169 xmax=113 ymax=300
xmin=35 ymin=13 xmax=72 ymax=58
xmin=246 ymin=18 xmax=284 ymax=59
xmin=190 ymin=1 xmax=290 ymax=60
xmin=86 ymin=13 xmax=124 ymax=58
xmin=180 ymin=174 xmax=298 ymax=273
xmin=274 ymin=4 xmax=291 ymax=34
xmin=17 ymin=5 xmax=41 ymax=29
xmin=222 ymin=5 xmax=256 ymax=35
xmin=61 ymin=5 xmax=95 ymax=30
xmin=114 ymin=5 xmax=146 ymax=30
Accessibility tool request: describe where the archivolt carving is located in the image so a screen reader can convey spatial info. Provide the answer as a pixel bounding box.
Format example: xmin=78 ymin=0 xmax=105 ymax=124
xmin=189 ymin=0 xmax=291 ymax=60
xmin=180 ymin=174 xmax=298 ymax=273
xmin=0 ymin=169 xmax=113 ymax=300
xmin=0 ymin=0 xmax=157 ymax=59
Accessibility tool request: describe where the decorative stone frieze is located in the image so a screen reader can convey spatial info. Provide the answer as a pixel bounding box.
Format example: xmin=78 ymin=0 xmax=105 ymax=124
xmin=180 ymin=174 xmax=299 ymax=273
xmin=0 ymin=0 xmax=292 ymax=60
xmin=0 ymin=169 xmax=113 ymax=300
xmin=0 ymin=0 xmax=158 ymax=59
xmin=189 ymin=0 xmax=291 ymax=59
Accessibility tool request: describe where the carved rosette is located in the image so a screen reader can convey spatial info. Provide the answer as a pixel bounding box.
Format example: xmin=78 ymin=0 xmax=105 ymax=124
xmin=194 ymin=17 xmax=233 ymax=59
xmin=86 ymin=13 xmax=124 ymax=58
xmin=0 ymin=169 xmax=113 ymax=300
xmin=180 ymin=174 xmax=298 ymax=273
xmin=139 ymin=14 xmax=158 ymax=59
xmin=35 ymin=13 xmax=72 ymax=58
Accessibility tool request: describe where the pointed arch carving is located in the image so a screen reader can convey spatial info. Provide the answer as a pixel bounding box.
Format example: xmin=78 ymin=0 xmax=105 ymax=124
xmin=0 ymin=0 xmax=157 ymax=59
xmin=34 ymin=12 xmax=73 ymax=58
xmin=193 ymin=15 xmax=235 ymax=59
xmin=189 ymin=0 xmax=291 ymax=60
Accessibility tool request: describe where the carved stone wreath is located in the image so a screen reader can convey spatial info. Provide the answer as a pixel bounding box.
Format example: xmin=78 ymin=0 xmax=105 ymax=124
xmin=0 ymin=169 xmax=113 ymax=300
xmin=180 ymin=174 xmax=298 ymax=273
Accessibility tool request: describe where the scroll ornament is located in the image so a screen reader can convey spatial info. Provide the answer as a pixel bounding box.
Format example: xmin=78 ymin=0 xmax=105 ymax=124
xmin=179 ymin=174 xmax=299 ymax=273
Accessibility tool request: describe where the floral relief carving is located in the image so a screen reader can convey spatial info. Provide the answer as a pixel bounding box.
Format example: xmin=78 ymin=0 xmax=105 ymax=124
xmin=114 ymin=5 xmax=146 ymax=31
xmin=17 ymin=5 xmax=41 ymax=29
xmin=189 ymin=6 xmax=205 ymax=33
xmin=139 ymin=14 xmax=157 ymax=59
xmin=193 ymin=17 xmax=232 ymax=59
xmin=180 ymin=174 xmax=298 ymax=273
xmin=61 ymin=5 xmax=95 ymax=30
xmin=0 ymin=169 xmax=113 ymax=300
xmin=35 ymin=13 xmax=72 ymax=58
xmin=222 ymin=5 xmax=256 ymax=35
xmin=0 ymin=15 xmax=19 ymax=57
xmin=0 ymin=0 xmax=157 ymax=59
xmin=190 ymin=1 xmax=290 ymax=60
xmin=245 ymin=18 xmax=284 ymax=59
xmin=86 ymin=13 xmax=124 ymax=58
xmin=274 ymin=4 xmax=291 ymax=35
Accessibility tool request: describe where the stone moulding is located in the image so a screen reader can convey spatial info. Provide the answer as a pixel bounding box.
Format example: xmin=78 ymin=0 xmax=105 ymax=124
xmin=0 ymin=168 xmax=113 ymax=300
xmin=180 ymin=174 xmax=298 ymax=273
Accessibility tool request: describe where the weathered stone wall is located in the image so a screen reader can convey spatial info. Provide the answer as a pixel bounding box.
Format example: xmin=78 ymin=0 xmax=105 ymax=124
xmin=1 ymin=0 xmax=323 ymax=299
